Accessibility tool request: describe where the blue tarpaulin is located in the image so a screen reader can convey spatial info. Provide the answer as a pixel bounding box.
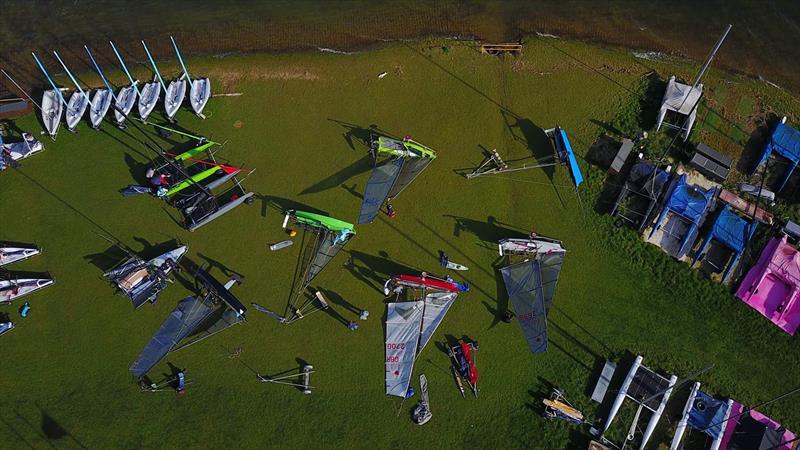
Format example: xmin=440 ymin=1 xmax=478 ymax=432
xmin=751 ymin=121 xmax=800 ymax=191
xmin=650 ymin=174 xmax=716 ymax=259
xmin=687 ymin=390 xmax=729 ymax=439
xmin=693 ymin=205 xmax=756 ymax=282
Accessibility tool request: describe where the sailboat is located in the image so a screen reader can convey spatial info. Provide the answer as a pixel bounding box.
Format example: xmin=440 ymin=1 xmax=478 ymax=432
xmin=109 ymin=41 xmax=139 ymax=126
xmin=130 ymin=42 xmax=160 ymax=121
xmin=279 ymin=210 xmax=355 ymax=324
xmin=171 ymin=36 xmax=211 ymax=118
xmin=384 ymin=274 xmax=460 ymax=397
xmin=498 ymin=235 xmax=566 ymax=353
xmin=30 ymin=53 xmax=65 ymax=138
xmin=359 ymin=134 xmax=437 ymax=224
xmin=83 ymin=46 xmax=114 ymax=129
xmin=51 ymin=51 xmax=91 ymax=132
xmin=142 ymin=40 xmax=186 ymax=121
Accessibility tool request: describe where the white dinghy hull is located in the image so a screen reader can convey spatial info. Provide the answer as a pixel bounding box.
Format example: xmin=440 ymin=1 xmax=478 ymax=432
xmin=138 ymin=82 xmax=160 ymax=121
xmin=1 ymin=134 xmax=44 ymax=162
xmin=65 ymin=91 xmax=89 ymax=131
xmin=164 ymin=79 xmax=187 ymax=120
xmin=89 ymin=88 xmax=113 ymax=129
xmin=0 ymin=278 xmax=55 ymax=303
xmin=114 ymin=85 xmax=137 ymax=125
xmin=41 ymin=90 xmax=63 ymax=138
xmin=190 ymin=78 xmax=211 ymax=116
xmin=0 ymin=246 xmax=41 ymax=267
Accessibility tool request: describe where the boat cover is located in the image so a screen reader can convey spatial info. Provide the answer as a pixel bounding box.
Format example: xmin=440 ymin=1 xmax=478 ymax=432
xmin=687 ymin=390 xmax=728 ymax=439
xmin=555 ymin=128 xmax=584 ymax=188
xmin=706 ymin=205 xmax=755 ymax=254
xmin=501 ymin=259 xmax=548 ymax=353
xmin=752 ymin=121 xmax=800 ymax=191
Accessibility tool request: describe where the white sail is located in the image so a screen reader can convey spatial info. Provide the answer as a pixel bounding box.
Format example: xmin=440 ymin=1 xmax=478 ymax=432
xmin=385 ymin=291 xmax=458 ymax=398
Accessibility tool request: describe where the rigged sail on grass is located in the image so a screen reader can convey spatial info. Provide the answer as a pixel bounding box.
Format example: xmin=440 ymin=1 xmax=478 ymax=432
xmin=283 ymin=210 xmax=355 ymax=322
xmin=500 ymin=240 xmax=566 ymax=353
xmin=129 ymin=269 xmax=246 ymax=378
xmin=385 ymin=289 xmax=457 ymax=397
xmin=358 ymin=136 xmax=436 ymax=224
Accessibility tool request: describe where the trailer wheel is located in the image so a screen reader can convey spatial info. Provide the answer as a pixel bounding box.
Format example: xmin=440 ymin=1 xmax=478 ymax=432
xmin=614 ymin=218 xmax=624 ymax=228
xmin=245 ymin=196 xmax=255 ymax=205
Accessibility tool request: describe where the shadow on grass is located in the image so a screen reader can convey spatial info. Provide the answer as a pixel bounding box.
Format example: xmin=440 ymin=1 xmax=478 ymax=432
xmin=299 ymin=154 xmax=373 ymax=195
xmin=444 ymin=214 xmax=527 ymax=242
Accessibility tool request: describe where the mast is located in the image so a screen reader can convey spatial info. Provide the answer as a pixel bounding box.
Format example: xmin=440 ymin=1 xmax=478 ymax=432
xmin=52 ymin=51 xmax=91 ymax=103
xmin=141 ymin=40 xmax=168 ymax=94
xmin=1 ymin=69 xmax=43 ymax=110
xmin=109 ymin=41 xmax=141 ymax=96
xmin=84 ymin=45 xmax=118 ymax=102
xmin=31 ymin=52 xmax=68 ymax=107
xmin=170 ymin=36 xmax=192 ymax=81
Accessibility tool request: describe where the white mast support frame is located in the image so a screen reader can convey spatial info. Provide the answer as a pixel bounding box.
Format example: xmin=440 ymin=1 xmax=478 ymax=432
xmin=639 ymin=373 xmax=678 ymax=450
xmin=52 ymin=51 xmax=91 ymax=103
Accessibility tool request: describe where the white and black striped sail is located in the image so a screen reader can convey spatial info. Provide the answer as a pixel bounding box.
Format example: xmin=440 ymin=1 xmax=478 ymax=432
xmin=387 ymin=158 xmax=432 ymax=199
xmin=358 ymin=155 xmax=433 ymax=225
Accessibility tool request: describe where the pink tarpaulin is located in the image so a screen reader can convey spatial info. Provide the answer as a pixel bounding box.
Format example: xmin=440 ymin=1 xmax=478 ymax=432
xmin=718 ymin=401 xmax=796 ymax=450
xmin=736 ymin=235 xmax=800 ymax=335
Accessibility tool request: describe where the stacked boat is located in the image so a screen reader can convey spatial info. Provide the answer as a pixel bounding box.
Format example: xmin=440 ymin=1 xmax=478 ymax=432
xmin=0 ymin=242 xmax=54 ymax=335
xmin=27 ymin=36 xmax=210 ymax=138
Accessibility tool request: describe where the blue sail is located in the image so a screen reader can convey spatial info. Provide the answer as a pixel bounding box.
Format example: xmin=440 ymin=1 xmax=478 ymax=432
xmin=358 ymin=157 xmax=404 ymax=224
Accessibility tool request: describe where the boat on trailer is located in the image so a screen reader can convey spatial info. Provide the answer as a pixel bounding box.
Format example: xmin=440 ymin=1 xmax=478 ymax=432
xmin=142 ymin=40 xmax=186 ymax=121
xmin=84 ymin=45 xmax=115 ymax=129
xmin=109 ymin=41 xmax=139 ymax=126
xmin=103 ymin=245 xmax=188 ymax=309
xmin=176 ymin=174 xmax=254 ymax=231
xmin=0 ymin=244 xmax=41 ymax=267
xmin=600 ymin=355 xmax=677 ymax=450
xmin=171 ymin=36 xmax=211 ymax=117
xmin=0 ymin=275 xmax=54 ymax=304
xmin=52 ymin=51 xmax=91 ymax=132
xmin=1 ymin=132 xmax=44 ymax=165
xmin=31 ymin=53 xmax=65 ymax=138
xmin=498 ymin=236 xmax=564 ymax=256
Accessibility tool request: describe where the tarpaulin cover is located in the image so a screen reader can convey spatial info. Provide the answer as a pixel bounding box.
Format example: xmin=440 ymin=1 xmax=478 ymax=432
xmin=754 ymin=122 xmax=800 ymax=173
xmin=665 ymin=175 xmax=715 ymax=224
xmin=687 ymin=390 xmax=728 ymax=439
xmin=709 ymin=205 xmax=754 ymax=253
xmin=359 ymin=157 xmax=404 ymax=224
xmin=627 ymin=163 xmax=670 ymax=198
xmin=501 ymin=259 xmax=548 ymax=353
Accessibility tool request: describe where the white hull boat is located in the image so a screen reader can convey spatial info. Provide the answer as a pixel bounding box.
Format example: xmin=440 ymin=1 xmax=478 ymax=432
xmin=114 ymin=84 xmax=137 ymax=125
xmin=0 ymin=277 xmax=54 ymax=303
xmin=498 ymin=238 xmax=565 ymax=256
xmin=0 ymin=245 xmax=41 ymax=267
xmin=1 ymin=133 xmax=44 ymax=162
xmin=138 ymin=82 xmax=160 ymax=121
xmin=89 ymin=88 xmax=113 ymax=129
xmin=190 ymin=77 xmax=211 ymax=116
xmin=164 ymin=79 xmax=186 ymax=120
xmin=40 ymin=90 xmax=63 ymax=138
xmin=65 ymin=92 xmax=89 ymax=131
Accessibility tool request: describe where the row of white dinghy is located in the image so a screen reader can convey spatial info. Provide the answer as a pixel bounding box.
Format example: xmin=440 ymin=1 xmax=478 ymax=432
xmin=30 ymin=36 xmax=210 ymax=139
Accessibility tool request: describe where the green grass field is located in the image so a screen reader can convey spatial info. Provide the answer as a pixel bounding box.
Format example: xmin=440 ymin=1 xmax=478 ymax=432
xmin=2 ymin=37 xmax=800 ymax=449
